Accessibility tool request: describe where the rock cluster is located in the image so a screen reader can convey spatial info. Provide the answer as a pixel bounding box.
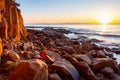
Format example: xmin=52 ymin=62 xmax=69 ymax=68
xmin=0 ymin=28 xmax=120 ymax=80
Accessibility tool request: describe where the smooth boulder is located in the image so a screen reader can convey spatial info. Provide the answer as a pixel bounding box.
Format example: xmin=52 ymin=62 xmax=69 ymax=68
xmin=92 ymin=58 xmax=119 ymax=72
xmin=8 ymin=59 xmax=48 ymax=80
xmin=68 ymin=58 xmax=97 ymax=80
xmin=41 ymin=50 xmax=62 ymax=61
xmin=48 ymin=73 xmax=62 ymax=80
xmin=51 ymin=59 xmax=80 ymax=80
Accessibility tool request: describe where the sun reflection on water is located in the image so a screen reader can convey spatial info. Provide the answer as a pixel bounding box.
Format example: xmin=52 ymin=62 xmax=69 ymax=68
xmin=101 ymin=24 xmax=107 ymax=32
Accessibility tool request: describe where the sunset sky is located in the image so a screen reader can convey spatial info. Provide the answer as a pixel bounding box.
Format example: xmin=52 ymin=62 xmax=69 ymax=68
xmin=16 ymin=0 xmax=120 ymax=24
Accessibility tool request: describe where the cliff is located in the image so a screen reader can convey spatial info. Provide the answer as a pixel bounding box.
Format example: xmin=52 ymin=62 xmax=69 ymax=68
xmin=0 ymin=0 xmax=27 ymax=41
xmin=0 ymin=0 xmax=27 ymax=63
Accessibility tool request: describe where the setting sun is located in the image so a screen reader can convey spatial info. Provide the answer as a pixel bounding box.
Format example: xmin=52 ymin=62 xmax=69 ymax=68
xmin=97 ymin=14 xmax=112 ymax=24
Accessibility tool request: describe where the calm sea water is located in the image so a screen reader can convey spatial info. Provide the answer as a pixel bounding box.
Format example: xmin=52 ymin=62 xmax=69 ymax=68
xmin=26 ymin=24 xmax=120 ymax=63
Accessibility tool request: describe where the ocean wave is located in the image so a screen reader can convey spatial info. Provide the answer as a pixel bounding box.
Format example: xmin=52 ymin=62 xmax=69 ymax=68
xmin=66 ymin=28 xmax=120 ymax=38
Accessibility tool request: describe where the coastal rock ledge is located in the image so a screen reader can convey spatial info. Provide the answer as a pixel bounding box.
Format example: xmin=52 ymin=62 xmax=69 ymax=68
xmin=0 ymin=28 xmax=120 ymax=80
xmin=0 ymin=0 xmax=120 ymax=80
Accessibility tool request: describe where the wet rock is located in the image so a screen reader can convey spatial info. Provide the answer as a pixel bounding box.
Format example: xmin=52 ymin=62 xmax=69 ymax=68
xmin=3 ymin=49 xmax=9 ymax=56
xmin=56 ymin=29 xmax=71 ymax=34
xmin=23 ymin=42 xmax=34 ymax=50
xmin=78 ymin=36 xmax=89 ymax=42
xmin=110 ymin=73 xmax=120 ymax=80
xmin=75 ymin=54 xmax=91 ymax=65
xmin=51 ymin=59 xmax=80 ymax=80
xmin=92 ymin=58 xmax=119 ymax=72
xmin=41 ymin=50 xmax=62 ymax=61
xmin=21 ymin=51 xmax=33 ymax=59
xmin=96 ymin=50 xmax=106 ymax=58
xmin=89 ymin=38 xmax=103 ymax=42
xmin=87 ymin=50 xmax=96 ymax=60
xmin=8 ymin=59 xmax=48 ymax=80
xmin=8 ymin=50 xmax=20 ymax=62
xmin=60 ymin=46 xmax=77 ymax=54
xmin=105 ymin=51 xmax=114 ymax=58
xmin=115 ymin=50 xmax=120 ymax=54
xmin=101 ymin=67 xmax=114 ymax=77
xmin=45 ymin=55 xmax=55 ymax=64
xmin=96 ymin=73 xmax=110 ymax=80
xmin=49 ymin=73 xmax=62 ymax=80
xmin=110 ymin=48 xmax=120 ymax=54
xmin=72 ymin=40 xmax=81 ymax=45
xmin=68 ymin=57 xmax=79 ymax=69
xmin=69 ymin=58 xmax=97 ymax=80
xmin=78 ymin=61 xmax=98 ymax=80
xmin=81 ymin=42 xmax=93 ymax=51
xmin=33 ymin=54 xmax=41 ymax=59
xmin=92 ymin=43 xmax=100 ymax=50
xmin=41 ymin=28 xmax=65 ymax=38
xmin=40 ymin=52 xmax=54 ymax=64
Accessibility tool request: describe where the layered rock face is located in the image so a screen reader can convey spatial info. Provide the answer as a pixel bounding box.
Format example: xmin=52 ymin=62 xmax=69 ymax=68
xmin=0 ymin=0 xmax=27 ymax=41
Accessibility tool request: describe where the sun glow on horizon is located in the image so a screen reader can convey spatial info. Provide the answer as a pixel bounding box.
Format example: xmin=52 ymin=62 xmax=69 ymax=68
xmin=97 ymin=14 xmax=113 ymax=24
xmin=97 ymin=14 xmax=113 ymax=32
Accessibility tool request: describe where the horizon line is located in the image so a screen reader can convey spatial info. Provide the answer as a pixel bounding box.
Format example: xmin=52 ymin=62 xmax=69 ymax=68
xmin=25 ymin=23 xmax=120 ymax=25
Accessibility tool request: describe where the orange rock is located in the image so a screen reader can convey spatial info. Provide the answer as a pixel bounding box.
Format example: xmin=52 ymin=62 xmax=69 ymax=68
xmin=8 ymin=59 xmax=48 ymax=80
xmin=81 ymin=42 xmax=93 ymax=51
xmin=0 ymin=0 xmax=5 ymax=18
xmin=23 ymin=42 xmax=34 ymax=50
xmin=92 ymin=58 xmax=119 ymax=72
xmin=0 ymin=18 xmax=8 ymax=40
xmin=21 ymin=51 xmax=33 ymax=59
xmin=41 ymin=50 xmax=62 ymax=61
xmin=8 ymin=50 xmax=20 ymax=62
xmin=0 ymin=0 xmax=27 ymax=41
xmin=0 ymin=38 xmax=2 ymax=59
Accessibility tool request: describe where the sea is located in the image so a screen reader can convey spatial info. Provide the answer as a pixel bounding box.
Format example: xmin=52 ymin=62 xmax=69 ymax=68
xmin=26 ymin=24 xmax=120 ymax=63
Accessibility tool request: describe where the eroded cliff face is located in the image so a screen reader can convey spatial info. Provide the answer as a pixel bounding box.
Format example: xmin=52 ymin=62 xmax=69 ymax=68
xmin=0 ymin=0 xmax=27 ymax=41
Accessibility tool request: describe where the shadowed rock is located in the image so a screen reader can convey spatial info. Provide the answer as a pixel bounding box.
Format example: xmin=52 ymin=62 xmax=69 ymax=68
xmin=68 ymin=57 xmax=97 ymax=80
xmin=49 ymin=73 xmax=62 ymax=80
xmin=51 ymin=59 xmax=80 ymax=80
xmin=101 ymin=67 xmax=114 ymax=77
xmin=75 ymin=54 xmax=92 ymax=65
xmin=42 ymin=28 xmax=65 ymax=38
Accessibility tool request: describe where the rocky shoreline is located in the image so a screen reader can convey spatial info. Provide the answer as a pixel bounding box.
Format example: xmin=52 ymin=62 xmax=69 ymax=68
xmin=0 ymin=27 xmax=120 ymax=80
